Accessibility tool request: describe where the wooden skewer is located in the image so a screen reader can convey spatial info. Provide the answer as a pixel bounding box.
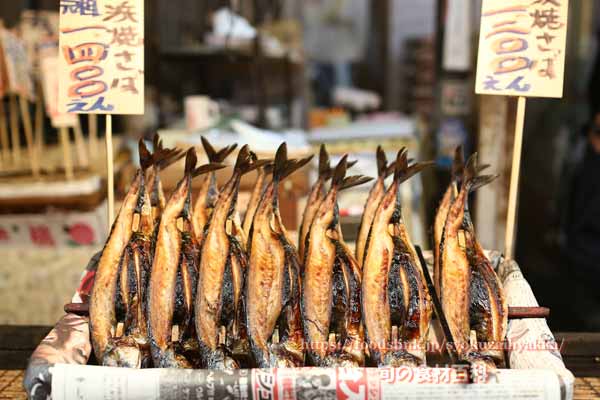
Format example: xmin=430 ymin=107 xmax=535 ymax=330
xmin=34 ymin=83 xmax=44 ymax=161
xmin=59 ymin=126 xmax=74 ymax=180
xmin=171 ymin=325 xmax=180 ymax=343
xmin=89 ymin=114 xmax=98 ymax=162
xmin=0 ymin=100 xmax=8 ymax=167
xmin=106 ymin=115 xmax=114 ymax=225
xmin=9 ymin=94 xmax=21 ymax=166
xmin=18 ymin=95 xmax=40 ymax=177
xmin=72 ymin=119 xmax=89 ymax=168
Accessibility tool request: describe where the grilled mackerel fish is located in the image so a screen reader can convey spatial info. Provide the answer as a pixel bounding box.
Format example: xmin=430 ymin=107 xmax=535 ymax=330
xmin=440 ymin=155 xmax=507 ymax=366
xmin=192 ymin=137 xmax=237 ymax=244
xmin=148 ymin=149 xmax=224 ymax=368
xmin=90 ymin=169 xmax=146 ymax=366
xmin=247 ymin=143 xmax=312 ymax=368
xmin=355 ymin=146 xmax=395 ymax=267
xmin=195 ymin=145 xmax=265 ymax=369
xmin=302 ymin=156 xmax=371 ymax=367
xmin=362 ymin=149 xmax=433 ymax=367
xmin=242 ymin=157 xmax=273 ymax=242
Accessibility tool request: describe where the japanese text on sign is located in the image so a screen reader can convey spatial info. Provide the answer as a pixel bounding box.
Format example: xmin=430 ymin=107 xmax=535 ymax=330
xmin=475 ymin=0 xmax=568 ymax=98
xmin=58 ymin=0 xmax=144 ymax=114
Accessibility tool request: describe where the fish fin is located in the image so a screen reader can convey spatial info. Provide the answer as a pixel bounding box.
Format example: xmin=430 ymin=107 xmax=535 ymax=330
xmin=233 ymin=145 xmax=271 ymax=176
xmin=191 ymin=162 xmax=227 ymax=178
xmin=451 ymin=145 xmax=465 ymax=181
xmin=470 ymin=174 xmax=499 ymax=192
xmin=393 ymin=148 xmax=434 ymax=184
xmin=273 ymin=143 xmax=314 ymax=181
xmin=332 ymin=154 xmax=349 ymax=187
xmin=376 ymin=145 xmax=388 ymax=177
xmin=476 ymin=163 xmax=491 ymax=174
xmin=347 ymin=159 xmax=358 ymax=169
xmin=183 ymin=148 xmax=197 ymax=176
xmin=139 ymin=139 xmax=153 ymax=171
xmin=340 ymin=175 xmax=373 ymax=191
xmin=318 ymin=144 xmax=331 ymax=179
xmin=384 ymin=161 xmax=397 ymax=178
xmin=201 ymin=136 xmax=238 ymax=163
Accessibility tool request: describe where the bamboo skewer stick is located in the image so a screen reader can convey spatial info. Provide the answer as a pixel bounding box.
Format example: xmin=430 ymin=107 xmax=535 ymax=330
xmin=72 ymin=118 xmax=89 ymax=168
xmin=34 ymin=87 xmax=44 ymax=161
xmin=59 ymin=126 xmax=74 ymax=180
xmin=18 ymin=95 xmax=40 ymax=177
xmin=89 ymin=114 xmax=98 ymax=162
xmin=9 ymin=94 xmax=21 ymax=166
xmin=0 ymin=99 xmax=9 ymax=167
xmin=504 ymin=97 xmax=526 ymax=260
xmin=106 ymin=115 xmax=114 ymax=225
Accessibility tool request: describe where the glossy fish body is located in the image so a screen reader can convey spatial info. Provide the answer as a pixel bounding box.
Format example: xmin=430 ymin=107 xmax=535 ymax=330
xmin=192 ymin=137 xmax=237 ymax=245
xmin=362 ymin=150 xmax=432 ymax=367
xmin=105 ymin=189 xmax=154 ymax=368
xmin=89 ymin=171 xmax=144 ymax=364
xmin=247 ymin=144 xmax=311 ymax=368
xmin=440 ymin=158 xmax=507 ymax=365
xmin=148 ymin=150 xmax=218 ymax=368
xmin=356 ymin=146 xmax=393 ymax=267
xmin=194 ymin=147 xmax=253 ymax=369
xmin=302 ymin=157 xmax=369 ymax=367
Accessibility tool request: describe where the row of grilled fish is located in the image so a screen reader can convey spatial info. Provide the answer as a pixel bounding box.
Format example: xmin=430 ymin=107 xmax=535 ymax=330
xmin=89 ymin=137 xmax=507 ymax=370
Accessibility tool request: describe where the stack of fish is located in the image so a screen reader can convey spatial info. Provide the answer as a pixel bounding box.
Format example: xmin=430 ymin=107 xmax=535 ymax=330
xmin=89 ymin=140 xmax=507 ymax=370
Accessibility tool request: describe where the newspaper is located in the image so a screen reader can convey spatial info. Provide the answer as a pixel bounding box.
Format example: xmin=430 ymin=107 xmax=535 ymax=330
xmin=24 ymin=251 xmax=574 ymax=400
xmin=51 ymin=364 xmax=561 ymax=400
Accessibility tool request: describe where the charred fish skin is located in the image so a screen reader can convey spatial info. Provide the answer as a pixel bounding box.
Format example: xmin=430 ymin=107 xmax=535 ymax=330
xmin=192 ymin=137 xmax=238 ymax=245
xmin=439 ymin=156 xmax=506 ymax=365
xmin=362 ymin=149 xmax=433 ymax=367
xmin=298 ymin=144 xmax=331 ymax=264
xmin=433 ymin=146 xmax=464 ymax=297
xmin=195 ymin=145 xmax=264 ymax=369
xmin=148 ymin=149 xmax=225 ymax=368
xmin=302 ymin=155 xmax=371 ymax=367
xmin=89 ymin=170 xmax=145 ymax=365
xmin=246 ymin=143 xmax=313 ymax=368
xmin=356 ymin=146 xmax=395 ymax=267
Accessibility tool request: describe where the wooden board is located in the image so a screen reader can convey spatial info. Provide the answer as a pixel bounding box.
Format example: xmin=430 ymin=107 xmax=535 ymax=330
xmin=475 ymin=0 xmax=569 ymax=98
xmin=58 ymin=0 xmax=144 ymax=115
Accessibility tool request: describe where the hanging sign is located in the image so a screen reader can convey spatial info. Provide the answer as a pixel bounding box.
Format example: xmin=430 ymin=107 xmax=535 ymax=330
xmin=0 ymin=29 xmax=35 ymax=99
xmin=58 ymin=0 xmax=144 ymax=114
xmin=475 ymin=0 xmax=569 ymax=98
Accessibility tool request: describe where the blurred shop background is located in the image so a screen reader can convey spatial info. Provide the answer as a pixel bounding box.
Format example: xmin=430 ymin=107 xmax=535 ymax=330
xmin=0 ymin=0 xmax=598 ymax=333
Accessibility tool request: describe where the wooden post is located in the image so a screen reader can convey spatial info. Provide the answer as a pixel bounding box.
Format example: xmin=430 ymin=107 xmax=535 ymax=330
xmin=504 ymin=96 xmax=526 ymax=260
xmin=59 ymin=126 xmax=74 ymax=180
xmin=72 ymin=118 xmax=89 ymax=168
xmin=34 ymin=87 xmax=44 ymax=161
xmin=9 ymin=95 xmax=21 ymax=166
xmin=106 ymin=115 xmax=114 ymax=225
xmin=18 ymin=95 xmax=40 ymax=177
xmin=0 ymin=100 xmax=9 ymax=166
xmin=89 ymin=114 xmax=98 ymax=163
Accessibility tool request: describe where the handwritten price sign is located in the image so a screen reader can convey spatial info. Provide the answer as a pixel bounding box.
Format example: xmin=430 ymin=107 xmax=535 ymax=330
xmin=475 ymin=0 xmax=568 ymax=98
xmin=58 ymin=0 xmax=144 ymax=114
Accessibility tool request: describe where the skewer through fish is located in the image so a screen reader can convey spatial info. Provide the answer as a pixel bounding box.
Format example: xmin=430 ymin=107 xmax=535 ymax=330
xmin=195 ymin=145 xmax=266 ymax=369
xmin=302 ymin=155 xmax=371 ymax=367
xmin=439 ymin=155 xmax=507 ymax=367
xmin=362 ymin=149 xmax=433 ymax=367
xmin=192 ymin=137 xmax=237 ymax=245
xmin=148 ymin=149 xmax=225 ymax=368
xmin=246 ymin=143 xmax=313 ymax=367
xmin=355 ymin=146 xmax=395 ymax=267
xmin=89 ymin=169 xmax=147 ymax=366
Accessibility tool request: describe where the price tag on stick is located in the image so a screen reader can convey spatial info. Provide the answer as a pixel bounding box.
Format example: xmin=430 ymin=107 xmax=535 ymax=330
xmin=58 ymin=0 xmax=145 ymax=225
xmin=474 ymin=0 xmax=568 ymax=259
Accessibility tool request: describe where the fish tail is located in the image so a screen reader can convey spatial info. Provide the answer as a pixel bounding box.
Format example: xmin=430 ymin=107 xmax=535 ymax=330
xmin=139 ymin=139 xmax=153 ymax=171
xmin=183 ymin=148 xmax=197 ymax=176
xmin=191 ymin=162 xmax=227 ymax=178
xmin=318 ymin=144 xmax=331 ymax=179
xmin=201 ymin=136 xmax=238 ymax=163
xmin=273 ymin=143 xmax=314 ymax=182
xmin=331 ymin=154 xmax=348 ymax=187
xmin=393 ymin=148 xmax=434 ymax=184
xmin=376 ymin=145 xmax=387 ymax=177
